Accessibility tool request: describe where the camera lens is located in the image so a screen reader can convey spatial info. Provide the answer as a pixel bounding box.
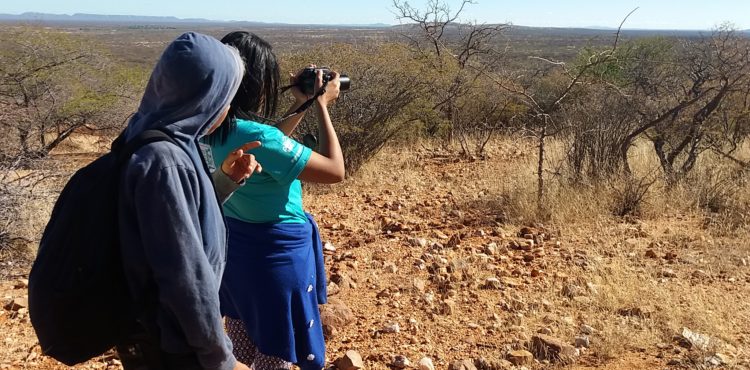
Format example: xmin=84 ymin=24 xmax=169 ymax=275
xmin=338 ymin=75 xmax=351 ymax=91
xmin=296 ymin=68 xmax=350 ymax=95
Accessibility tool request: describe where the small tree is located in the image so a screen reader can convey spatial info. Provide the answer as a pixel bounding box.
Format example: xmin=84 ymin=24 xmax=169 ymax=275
xmin=393 ymin=0 xmax=509 ymax=154
xmin=593 ymin=27 xmax=750 ymax=183
xmin=499 ymin=13 xmax=636 ymax=208
xmin=0 ymin=27 xmax=143 ymax=160
xmin=647 ymin=28 xmax=750 ymax=183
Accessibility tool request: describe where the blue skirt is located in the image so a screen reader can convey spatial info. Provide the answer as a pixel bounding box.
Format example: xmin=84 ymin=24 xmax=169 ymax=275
xmin=220 ymin=213 xmax=327 ymax=370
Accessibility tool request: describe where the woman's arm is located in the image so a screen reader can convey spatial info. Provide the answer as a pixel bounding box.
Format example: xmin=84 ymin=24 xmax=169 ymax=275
xmin=275 ymin=67 xmax=314 ymax=136
xmin=274 ymin=99 xmax=306 ymax=136
xmin=297 ymin=70 xmax=345 ymax=184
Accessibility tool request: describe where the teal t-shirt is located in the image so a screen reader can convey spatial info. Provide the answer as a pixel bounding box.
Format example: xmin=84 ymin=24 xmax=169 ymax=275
xmin=207 ymin=119 xmax=312 ymax=224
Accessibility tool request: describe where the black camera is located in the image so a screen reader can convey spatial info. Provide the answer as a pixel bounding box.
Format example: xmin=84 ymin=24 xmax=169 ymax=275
xmin=297 ymin=67 xmax=351 ymax=95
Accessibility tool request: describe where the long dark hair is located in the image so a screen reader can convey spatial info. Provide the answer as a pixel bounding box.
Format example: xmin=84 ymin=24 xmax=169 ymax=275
xmin=208 ymin=31 xmax=281 ymax=145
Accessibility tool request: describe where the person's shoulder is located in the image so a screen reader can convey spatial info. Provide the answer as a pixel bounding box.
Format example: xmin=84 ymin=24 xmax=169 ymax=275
xmin=236 ymin=119 xmax=281 ymax=139
xmin=128 ymin=141 xmax=194 ymax=173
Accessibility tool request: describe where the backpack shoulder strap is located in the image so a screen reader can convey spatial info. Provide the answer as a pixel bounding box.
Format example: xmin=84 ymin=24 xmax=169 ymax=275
xmin=114 ymin=129 xmax=178 ymax=165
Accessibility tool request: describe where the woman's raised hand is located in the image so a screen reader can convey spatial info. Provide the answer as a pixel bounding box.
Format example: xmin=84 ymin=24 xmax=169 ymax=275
xmin=290 ymin=64 xmax=316 ymax=102
xmin=316 ymin=69 xmax=341 ymax=107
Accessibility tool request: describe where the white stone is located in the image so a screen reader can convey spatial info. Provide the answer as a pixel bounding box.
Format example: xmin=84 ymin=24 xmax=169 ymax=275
xmin=418 ymin=357 xmax=435 ymax=370
xmin=383 ymin=323 xmax=400 ymax=333
xmin=324 ymin=242 xmax=336 ymax=252
xmin=575 ymin=336 xmax=590 ymax=348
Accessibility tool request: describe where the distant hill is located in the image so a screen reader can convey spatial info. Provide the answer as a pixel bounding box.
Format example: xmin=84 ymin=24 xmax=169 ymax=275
xmin=0 ymin=12 xmax=205 ymax=23
xmin=0 ymin=12 xmax=392 ymax=28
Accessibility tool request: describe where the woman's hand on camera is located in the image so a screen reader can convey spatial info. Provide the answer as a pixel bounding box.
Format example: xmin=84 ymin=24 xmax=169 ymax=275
xmin=221 ymin=141 xmax=263 ymax=184
xmin=290 ymin=64 xmax=315 ymax=103
xmin=316 ymin=69 xmax=340 ymax=107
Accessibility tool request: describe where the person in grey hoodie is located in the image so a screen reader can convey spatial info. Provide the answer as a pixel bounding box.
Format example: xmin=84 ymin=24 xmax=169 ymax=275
xmin=116 ymin=32 xmax=259 ymax=370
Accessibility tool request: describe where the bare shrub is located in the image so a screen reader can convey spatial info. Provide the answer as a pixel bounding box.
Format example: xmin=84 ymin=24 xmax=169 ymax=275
xmin=566 ymin=86 xmax=637 ymax=180
xmin=610 ymin=174 xmax=656 ymax=217
xmin=0 ymin=27 xmax=140 ymax=263
xmin=0 ymin=154 xmax=61 ymax=262
xmin=683 ymin=165 xmax=750 ymax=234
xmin=453 ymin=80 xmax=520 ymax=156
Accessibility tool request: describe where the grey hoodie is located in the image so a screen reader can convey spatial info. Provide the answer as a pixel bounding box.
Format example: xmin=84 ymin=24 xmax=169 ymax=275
xmin=117 ymin=32 xmax=243 ymax=370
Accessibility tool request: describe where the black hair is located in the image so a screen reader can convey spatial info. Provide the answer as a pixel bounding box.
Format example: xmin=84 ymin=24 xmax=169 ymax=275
xmin=207 ymin=31 xmax=281 ymax=145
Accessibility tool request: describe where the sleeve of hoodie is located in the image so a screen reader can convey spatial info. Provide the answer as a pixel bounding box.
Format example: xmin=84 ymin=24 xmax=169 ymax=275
xmin=212 ymin=168 xmax=243 ymax=204
xmin=131 ymin=162 xmax=236 ymax=370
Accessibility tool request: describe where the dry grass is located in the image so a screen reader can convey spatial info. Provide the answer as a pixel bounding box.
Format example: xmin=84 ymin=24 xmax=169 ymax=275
xmin=328 ymin=136 xmax=750 ymax=367
xmin=1 ymin=134 xmax=749 ymax=369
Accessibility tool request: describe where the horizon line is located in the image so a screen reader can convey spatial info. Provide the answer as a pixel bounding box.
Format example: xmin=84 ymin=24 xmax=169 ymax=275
xmin=1 ymin=11 xmax=748 ymax=32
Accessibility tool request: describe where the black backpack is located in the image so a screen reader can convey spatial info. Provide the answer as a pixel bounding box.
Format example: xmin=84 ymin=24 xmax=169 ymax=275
xmin=28 ymin=129 xmax=176 ymax=366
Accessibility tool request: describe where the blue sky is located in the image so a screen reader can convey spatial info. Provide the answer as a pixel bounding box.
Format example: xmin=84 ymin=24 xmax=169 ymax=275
xmin=2 ymin=0 xmax=749 ymax=30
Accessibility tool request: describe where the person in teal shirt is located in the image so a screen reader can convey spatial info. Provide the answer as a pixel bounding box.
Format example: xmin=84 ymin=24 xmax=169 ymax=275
xmin=205 ymin=31 xmax=344 ymax=370
xmin=209 ymin=118 xmax=312 ymax=224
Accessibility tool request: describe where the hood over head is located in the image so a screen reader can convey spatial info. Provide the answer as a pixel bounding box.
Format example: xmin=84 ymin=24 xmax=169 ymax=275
xmin=125 ymin=32 xmax=244 ymax=143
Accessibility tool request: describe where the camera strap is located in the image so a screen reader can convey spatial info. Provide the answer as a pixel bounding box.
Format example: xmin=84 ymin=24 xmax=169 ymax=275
xmin=278 ymin=80 xmax=329 ymax=122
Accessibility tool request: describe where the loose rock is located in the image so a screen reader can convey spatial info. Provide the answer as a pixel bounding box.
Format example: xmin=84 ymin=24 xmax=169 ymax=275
xmin=432 ymin=230 xmax=449 ymax=240
xmin=706 ymin=353 xmax=730 ymax=367
xmin=507 ymin=350 xmax=533 ymax=366
xmin=692 ymin=270 xmax=709 ymax=279
xmin=384 ymin=262 xmax=399 ymax=274
xmin=537 ymin=327 xmax=553 ymax=335
xmin=447 ymin=235 xmax=461 ymax=249
xmin=410 ymin=238 xmax=429 ymax=248
xmin=412 ymin=278 xmax=427 ymax=292
xmin=484 ymin=277 xmax=502 ymax=290
xmin=13 ymin=279 xmax=28 ymax=290
xmin=448 ymin=359 xmax=477 ymax=370
xmin=331 ymin=274 xmax=357 ymax=290
xmin=320 ymin=298 xmax=355 ymax=330
xmin=324 ymin=242 xmax=337 ymax=252
xmin=382 ymin=323 xmax=400 ymax=334
xmin=677 ymin=327 xmax=711 ymax=351
xmin=3 ymin=297 xmax=27 ymax=312
xmin=392 ymin=355 xmax=411 ymax=369
xmin=560 ymin=284 xmax=580 ymax=298
xmin=323 ymin=324 xmax=337 ymax=339
xmin=575 ymin=336 xmax=590 ymax=348
xmin=580 ymin=324 xmax=595 ymax=335
xmin=336 ymin=350 xmax=364 ymax=370
xmin=659 ymin=268 xmax=677 ymax=278
xmin=485 ymin=243 xmax=498 ymax=256
xmin=617 ymin=306 xmax=652 ymax=318
xmin=417 ymin=357 xmax=435 ymax=370
xmin=530 ymin=334 xmax=579 ymax=364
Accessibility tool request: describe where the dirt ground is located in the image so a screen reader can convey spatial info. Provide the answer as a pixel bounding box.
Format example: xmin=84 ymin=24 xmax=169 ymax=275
xmin=1 ymin=142 xmax=748 ymax=369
